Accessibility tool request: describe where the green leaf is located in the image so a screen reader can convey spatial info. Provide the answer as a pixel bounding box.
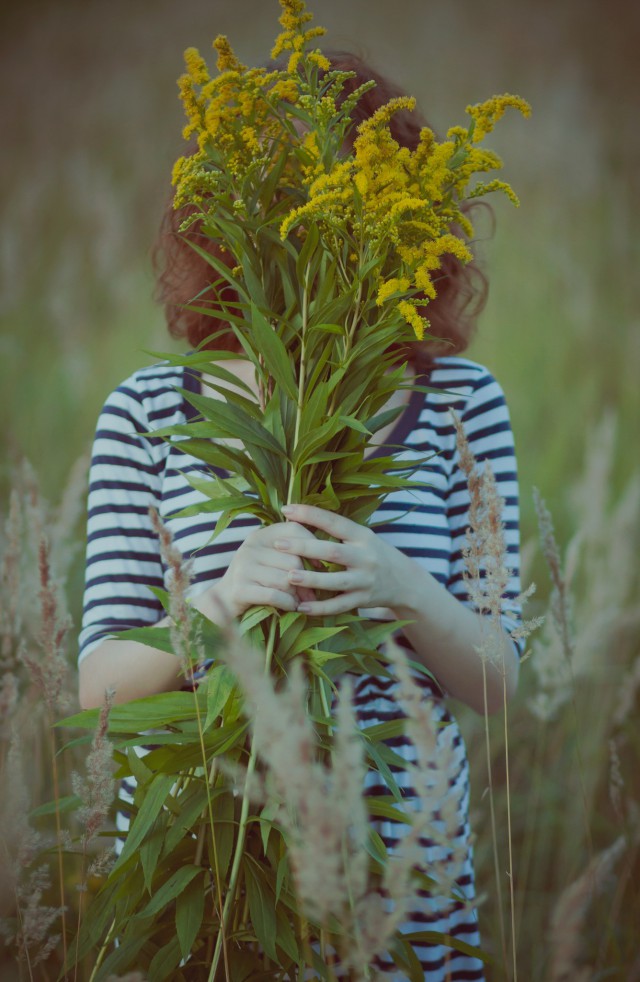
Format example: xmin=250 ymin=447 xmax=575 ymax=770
xmin=114 ymin=773 xmax=175 ymax=870
xmin=366 ymin=796 xmax=412 ymax=824
xmin=140 ymin=814 xmax=166 ymax=893
xmin=403 ymin=930 xmax=492 ymax=964
xmin=136 ymin=864 xmax=201 ymax=919
xmin=61 ymin=691 xmax=203 ymax=734
xmin=176 ymin=871 xmax=206 ymax=961
xmin=164 ymin=784 xmax=211 ymax=854
xmin=239 ymin=604 xmax=273 ymax=633
xmin=180 ymin=236 xmax=250 ymax=301
xmin=148 ymin=934 xmax=184 ymax=982
xmin=276 ymin=851 xmax=288 ymax=904
xmin=29 ymin=794 xmax=81 ymax=819
xmin=94 ymin=934 xmax=150 ymax=982
xmin=360 ymin=718 xmax=406 ymax=743
xmin=338 ymin=414 xmax=372 ymax=435
xmin=204 ymin=663 xmax=237 ymax=728
xmin=248 ymin=302 xmax=298 ymax=400
xmin=364 ymin=740 xmax=404 ymax=802
xmin=287 ymin=625 xmax=348 ymax=658
xmin=245 ymin=857 xmax=278 ymax=962
xmin=275 ymin=903 xmax=299 ymax=963
xmin=175 ymin=387 xmax=287 ymax=457
xmin=126 ymin=745 xmax=154 ymax=787
xmin=387 ymin=931 xmax=426 ymax=982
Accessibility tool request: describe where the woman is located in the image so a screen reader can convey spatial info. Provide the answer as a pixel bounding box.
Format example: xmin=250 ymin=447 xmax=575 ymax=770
xmin=79 ymin=54 xmax=522 ymax=981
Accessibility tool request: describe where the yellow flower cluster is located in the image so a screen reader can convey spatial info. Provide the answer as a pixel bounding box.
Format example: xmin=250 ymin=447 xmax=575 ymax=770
xmin=173 ymin=30 xmax=298 ymax=199
xmin=279 ymin=95 xmax=489 ymax=337
xmin=466 ymin=93 xmax=532 ymax=142
xmin=271 ymin=0 xmax=329 ymax=74
xmin=171 ymin=0 xmax=530 ymax=342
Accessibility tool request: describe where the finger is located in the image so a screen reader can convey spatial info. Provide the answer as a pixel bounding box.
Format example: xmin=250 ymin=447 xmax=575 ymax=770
xmin=281 ymin=504 xmax=360 ymax=542
xmin=251 ymin=563 xmax=299 ymax=594
xmin=273 ymin=536 xmax=353 ymax=566
xmin=252 ymin=546 xmax=306 ymax=573
xmin=295 ymin=586 xmax=317 ymax=604
xmin=239 ymin=585 xmax=298 ymax=611
xmin=288 ymin=568 xmax=360 ymax=592
xmin=258 ymin=521 xmax=317 ymax=542
xmin=297 ymin=593 xmax=365 ymax=616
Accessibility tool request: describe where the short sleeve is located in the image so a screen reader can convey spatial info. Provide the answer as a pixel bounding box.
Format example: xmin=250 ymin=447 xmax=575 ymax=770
xmin=78 ymin=381 xmax=166 ymax=664
xmin=445 ymin=371 xmax=523 ymax=655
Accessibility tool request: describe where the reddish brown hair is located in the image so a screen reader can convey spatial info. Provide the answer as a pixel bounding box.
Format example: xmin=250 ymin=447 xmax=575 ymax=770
xmin=152 ymin=52 xmax=490 ymax=368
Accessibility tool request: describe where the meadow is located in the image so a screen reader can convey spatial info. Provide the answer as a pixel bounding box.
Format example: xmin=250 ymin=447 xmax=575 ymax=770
xmin=1 ymin=0 xmax=638 ymax=978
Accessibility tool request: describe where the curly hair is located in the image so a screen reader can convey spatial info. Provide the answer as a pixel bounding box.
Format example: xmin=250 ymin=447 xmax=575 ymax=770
xmin=152 ymin=52 xmax=490 ymax=370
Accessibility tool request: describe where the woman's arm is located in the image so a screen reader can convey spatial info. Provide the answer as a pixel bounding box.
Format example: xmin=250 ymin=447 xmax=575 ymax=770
xmin=79 ymin=521 xmax=319 ymax=709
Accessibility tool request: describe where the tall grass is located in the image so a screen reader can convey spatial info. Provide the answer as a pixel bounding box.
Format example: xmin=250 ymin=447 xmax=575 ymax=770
xmin=1 ymin=0 xmax=638 ymax=977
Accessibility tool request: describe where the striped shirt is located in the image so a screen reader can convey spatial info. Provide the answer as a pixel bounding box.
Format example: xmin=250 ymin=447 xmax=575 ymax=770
xmin=79 ymin=355 xmax=521 ymax=980
xmin=80 ymin=355 xmax=521 ymax=663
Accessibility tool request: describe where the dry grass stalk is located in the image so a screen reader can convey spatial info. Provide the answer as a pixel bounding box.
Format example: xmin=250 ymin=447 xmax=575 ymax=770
xmin=0 ymin=489 xmax=22 ymax=668
xmin=223 ymin=618 xmax=478 ymax=976
xmin=0 ymin=730 xmax=64 ymax=966
xmin=224 ymin=634 xmax=370 ymax=931
xmin=611 ymin=653 xmax=640 ymax=730
xmin=451 ymin=409 xmax=544 ymax=982
xmin=529 ymin=416 xmax=640 ymax=722
xmin=148 ymin=505 xmax=193 ymax=675
xmin=607 ymin=739 xmax=624 ymax=825
xmin=367 ymin=639 xmax=471 ymax=980
xmin=450 ymin=410 xmax=539 ymax=663
xmin=20 ymin=535 xmax=72 ymax=716
xmin=72 ymin=687 xmax=116 ymax=848
xmin=547 ymin=835 xmax=626 ymax=982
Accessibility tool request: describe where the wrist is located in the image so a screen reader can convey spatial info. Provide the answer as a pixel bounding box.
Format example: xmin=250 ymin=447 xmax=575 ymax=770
xmin=193 ymin=578 xmax=237 ymax=624
xmin=385 ymin=545 xmax=418 ymax=615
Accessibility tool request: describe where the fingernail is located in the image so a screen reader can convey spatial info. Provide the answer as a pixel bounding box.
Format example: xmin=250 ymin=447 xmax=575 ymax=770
xmin=289 ymin=570 xmax=303 ymax=583
xmin=281 ymin=505 xmax=295 ymax=514
xmin=274 ymin=539 xmax=290 ymax=550
xmin=297 ymin=603 xmax=311 ymax=613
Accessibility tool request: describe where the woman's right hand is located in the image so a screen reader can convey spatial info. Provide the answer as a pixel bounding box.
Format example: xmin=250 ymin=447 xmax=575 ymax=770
xmin=208 ymin=521 xmax=318 ymax=620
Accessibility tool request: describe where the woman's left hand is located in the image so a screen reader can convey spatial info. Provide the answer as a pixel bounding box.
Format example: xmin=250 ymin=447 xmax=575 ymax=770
xmin=276 ymin=504 xmax=404 ymax=615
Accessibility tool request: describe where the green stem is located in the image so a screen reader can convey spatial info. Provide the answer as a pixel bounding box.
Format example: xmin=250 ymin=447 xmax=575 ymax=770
xmin=327 ymin=277 xmax=363 ymax=420
xmin=208 ymin=617 xmax=279 ymax=982
xmin=189 ymin=666 xmax=230 ymax=978
xmin=87 ymin=917 xmax=116 ymax=982
xmin=286 ymin=266 xmax=310 ymax=507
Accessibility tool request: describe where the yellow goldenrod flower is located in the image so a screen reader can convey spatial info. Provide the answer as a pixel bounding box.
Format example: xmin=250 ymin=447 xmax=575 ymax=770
xmin=272 ymin=78 xmax=299 ymax=102
xmin=354 ymin=172 xmax=368 ymax=197
xmin=272 ymin=0 xmax=326 ymax=61
xmin=287 ymin=51 xmax=303 ymax=74
xmin=213 ymin=35 xmax=246 ymax=73
xmin=398 ymin=300 xmax=428 ymax=340
xmin=308 ymin=51 xmax=331 ymax=71
xmin=184 ymin=47 xmax=210 ymax=86
xmin=376 ymin=277 xmax=411 ymax=306
xmin=466 ymin=93 xmax=532 ymax=142
xmin=469 ymin=178 xmax=520 ymax=206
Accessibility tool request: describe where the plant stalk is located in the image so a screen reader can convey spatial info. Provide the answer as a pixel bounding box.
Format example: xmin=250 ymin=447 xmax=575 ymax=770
xmin=208 ymin=616 xmax=279 ymax=982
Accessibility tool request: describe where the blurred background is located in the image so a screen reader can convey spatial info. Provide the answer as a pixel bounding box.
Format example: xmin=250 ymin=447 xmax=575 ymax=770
xmin=1 ymin=1 xmax=639 ymax=977
xmin=1 ymin=0 xmax=638 ymax=518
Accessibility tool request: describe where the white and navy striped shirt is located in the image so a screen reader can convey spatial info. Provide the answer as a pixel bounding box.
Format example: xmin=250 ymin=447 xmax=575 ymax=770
xmin=80 ymin=355 xmax=521 ymax=665
xmin=79 ymin=354 xmax=521 ymax=980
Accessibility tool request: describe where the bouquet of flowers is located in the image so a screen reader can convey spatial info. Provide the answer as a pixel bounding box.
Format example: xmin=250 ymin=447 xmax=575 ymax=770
xmin=65 ymin=2 xmax=529 ymax=978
